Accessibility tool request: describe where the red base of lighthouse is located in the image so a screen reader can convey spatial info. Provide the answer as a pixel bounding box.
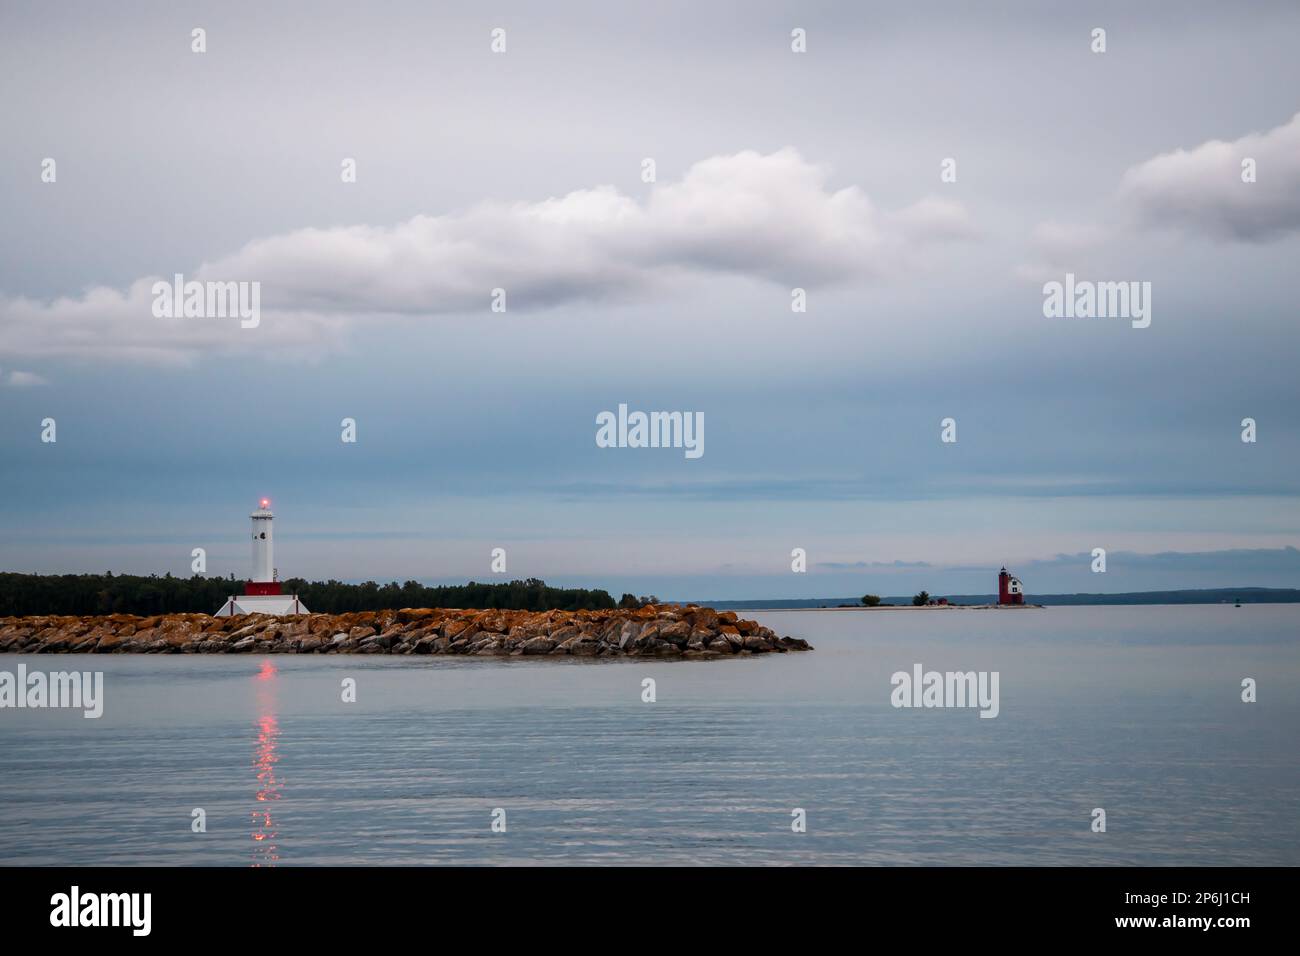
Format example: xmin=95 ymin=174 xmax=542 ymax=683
xmin=245 ymin=581 xmax=282 ymax=596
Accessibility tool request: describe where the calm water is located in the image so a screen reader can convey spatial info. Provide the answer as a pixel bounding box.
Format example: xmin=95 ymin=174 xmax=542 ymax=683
xmin=1 ymin=605 xmax=1297 ymax=866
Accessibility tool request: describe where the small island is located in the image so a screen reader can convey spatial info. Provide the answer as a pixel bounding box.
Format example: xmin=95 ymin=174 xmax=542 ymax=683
xmin=0 ymin=604 xmax=813 ymax=658
xmin=850 ymin=590 xmax=1042 ymax=609
xmin=844 ymin=572 xmax=1043 ymax=609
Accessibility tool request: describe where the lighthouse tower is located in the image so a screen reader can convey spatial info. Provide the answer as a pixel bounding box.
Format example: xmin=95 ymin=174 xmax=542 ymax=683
xmin=997 ymin=567 xmax=1026 ymax=606
xmin=246 ymin=499 xmax=280 ymax=596
xmin=215 ymin=499 xmax=309 ymax=616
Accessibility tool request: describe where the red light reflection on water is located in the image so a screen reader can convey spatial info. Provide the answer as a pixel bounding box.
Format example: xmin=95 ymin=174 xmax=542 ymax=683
xmin=251 ymin=659 xmax=282 ymax=866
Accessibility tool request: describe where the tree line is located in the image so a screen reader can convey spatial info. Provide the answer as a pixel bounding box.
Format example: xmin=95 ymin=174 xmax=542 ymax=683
xmin=860 ymin=592 xmax=933 ymax=606
xmin=0 ymin=572 xmax=620 ymax=617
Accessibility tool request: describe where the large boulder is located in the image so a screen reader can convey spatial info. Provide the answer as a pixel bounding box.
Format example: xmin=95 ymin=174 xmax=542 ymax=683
xmin=657 ymin=621 xmax=692 ymax=646
xmin=689 ymin=607 xmax=719 ymax=629
xmin=617 ymin=621 xmax=643 ymax=648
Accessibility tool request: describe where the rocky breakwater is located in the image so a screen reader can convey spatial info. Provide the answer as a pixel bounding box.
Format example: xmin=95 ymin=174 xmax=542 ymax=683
xmin=0 ymin=605 xmax=812 ymax=659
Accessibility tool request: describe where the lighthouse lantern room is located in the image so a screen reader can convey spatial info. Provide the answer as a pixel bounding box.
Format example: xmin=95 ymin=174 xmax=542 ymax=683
xmin=215 ymin=499 xmax=309 ymax=616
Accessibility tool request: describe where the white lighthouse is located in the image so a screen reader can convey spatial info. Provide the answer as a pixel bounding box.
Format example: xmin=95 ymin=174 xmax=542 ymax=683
xmin=250 ymin=499 xmax=275 ymax=589
xmin=215 ymin=498 xmax=309 ymax=616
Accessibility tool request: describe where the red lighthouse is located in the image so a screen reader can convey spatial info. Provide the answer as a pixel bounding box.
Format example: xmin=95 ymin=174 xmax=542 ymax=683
xmin=998 ymin=567 xmax=1025 ymax=606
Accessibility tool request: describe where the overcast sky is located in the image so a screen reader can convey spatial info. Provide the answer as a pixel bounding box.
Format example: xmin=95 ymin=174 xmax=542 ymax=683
xmin=1 ymin=0 xmax=1298 ymax=600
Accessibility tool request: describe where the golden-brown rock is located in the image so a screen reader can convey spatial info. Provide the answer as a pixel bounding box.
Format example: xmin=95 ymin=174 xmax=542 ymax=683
xmin=0 ymin=605 xmax=812 ymax=659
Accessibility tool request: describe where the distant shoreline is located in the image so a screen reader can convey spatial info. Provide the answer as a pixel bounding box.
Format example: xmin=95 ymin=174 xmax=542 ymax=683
xmin=695 ymin=587 xmax=1300 ymax=611
xmin=733 ymin=606 xmax=1045 ymax=613
xmin=742 ymin=604 xmax=1044 ymax=612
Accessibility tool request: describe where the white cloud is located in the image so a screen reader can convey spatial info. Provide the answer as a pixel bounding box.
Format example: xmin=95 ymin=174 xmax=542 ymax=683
xmin=2 ymin=369 xmax=49 ymax=387
xmin=885 ymin=196 xmax=979 ymax=243
xmin=0 ymin=149 xmax=973 ymax=364
xmin=0 ymin=279 xmax=347 ymax=367
xmin=1013 ymin=220 xmax=1114 ymax=283
xmin=204 ymin=148 xmax=972 ymax=311
xmin=1118 ymin=111 xmax=1300 ymax=241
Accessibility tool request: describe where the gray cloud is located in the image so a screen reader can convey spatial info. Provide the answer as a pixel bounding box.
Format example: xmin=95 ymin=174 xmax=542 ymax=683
xmin=206 ymin=148 xmax=974 ymax=305
xmin=0 ymin=149 xmax=972 ymax=365
xmin=1118 ymin=111 xmax=1300 ymax=241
